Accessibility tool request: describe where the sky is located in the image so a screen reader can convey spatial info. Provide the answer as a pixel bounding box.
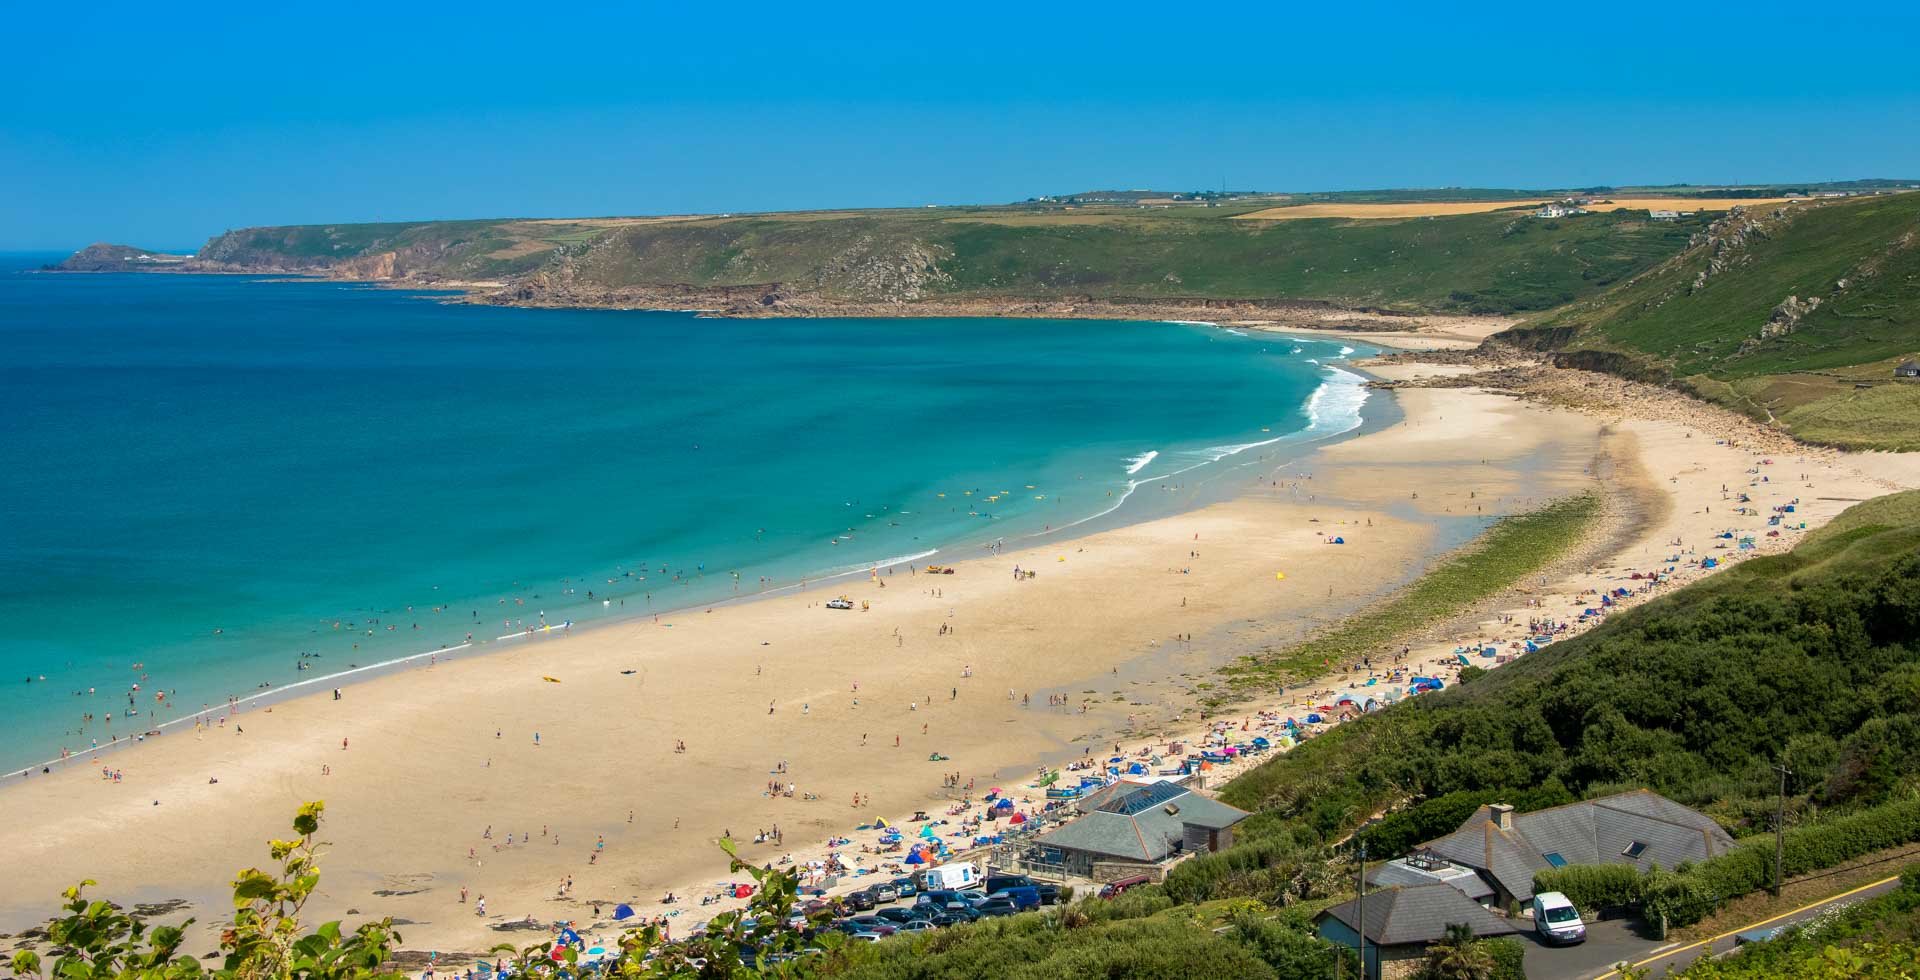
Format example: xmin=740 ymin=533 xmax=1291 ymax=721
xmin=4 ymin=0 xmax=1919 ymax=250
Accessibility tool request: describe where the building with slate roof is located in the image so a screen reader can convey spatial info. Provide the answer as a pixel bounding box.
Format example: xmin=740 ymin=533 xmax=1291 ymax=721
xmin=1368 ymin=849 xmax=1498 ymax=905
xmin=1316 ymin=882 xmax=1522 ymax=979
xmin=1414 ymin=789 xmax=1735 ymax=907
xmin=1032 ymin=780 xmax=1248 ymax=879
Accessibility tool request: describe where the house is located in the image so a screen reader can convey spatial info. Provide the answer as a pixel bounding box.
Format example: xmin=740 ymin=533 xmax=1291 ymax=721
xmin=1895 ymin=360 xmax=1920 ymax=379
xmin=1032 ymin=780 xmax=1248 ymax=880
xmin=1648 ymin=209 xmax=1681 ymax=221
xmin=1316 ymin=882 xmax=1522 ymax=980
xmin=1412 ymin=789 xmax=1736 ymax=908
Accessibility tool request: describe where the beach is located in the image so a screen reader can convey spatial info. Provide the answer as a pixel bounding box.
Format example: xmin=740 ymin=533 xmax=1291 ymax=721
xmin=3 ymin=353 xmax=1914 ymax=962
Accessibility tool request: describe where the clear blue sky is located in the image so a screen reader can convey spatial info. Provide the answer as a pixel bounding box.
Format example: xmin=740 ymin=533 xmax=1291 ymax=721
xmin=5 ymin=0 xmax=1918 ymax=250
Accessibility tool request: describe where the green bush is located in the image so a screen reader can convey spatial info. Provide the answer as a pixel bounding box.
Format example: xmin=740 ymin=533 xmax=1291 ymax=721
xmin=1485 ymin=936 xmax=1528 ymax=980
xmin=1653 ymin=797 xmax=1920 ymax=928
xmin=1532 ymin=864 xmax=1643 ymax=914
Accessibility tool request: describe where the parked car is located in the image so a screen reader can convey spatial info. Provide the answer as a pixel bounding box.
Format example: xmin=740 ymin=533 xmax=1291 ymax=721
xmin=987 ymin=885 xmax=1041 ymax=911
xmin=896 ymin=920 xmax=937 ymax=933
xmin=844 ymin=889 xmax=877 ymax=911
xmin=845 ymin=916 xmax=897 ymax=936
xmin=890 ymin=876 xmax=919 ymax=899
xmin=1098 ymin=874 xmax=1152 ymax=899
xmin=1532 ymin=891 xmax=1586 ymax=946
xmin=973 ymin=897 xmax=1020 ymax=917
xmin=930 ymin=912 xmax=973 ymax=927
xmin=915 ymin=889 xmax=963 ymax=910
xmin=987 ymin=872 xmax=1061 ymax=905
xmin=872 ymin=883 xmax=900 ymax=903
xmin=874 ymin=907 xmax=922 ymax=925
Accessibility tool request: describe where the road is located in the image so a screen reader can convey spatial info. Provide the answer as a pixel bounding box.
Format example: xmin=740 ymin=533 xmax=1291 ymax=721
xmin=1524 ymin=874 xmax=1903 ymax=980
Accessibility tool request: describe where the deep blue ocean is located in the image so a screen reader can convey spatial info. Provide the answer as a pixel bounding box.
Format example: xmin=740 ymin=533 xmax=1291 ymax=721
xmin=0 ymin=255 xmax=1375 ymax=771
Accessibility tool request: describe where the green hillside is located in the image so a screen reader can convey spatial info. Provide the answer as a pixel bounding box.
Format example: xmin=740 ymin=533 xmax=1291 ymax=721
xmin=183 ymin=204 xmax=1698 ymax=316
xmin=1507 ymin=192 xmax=1920 ymax=449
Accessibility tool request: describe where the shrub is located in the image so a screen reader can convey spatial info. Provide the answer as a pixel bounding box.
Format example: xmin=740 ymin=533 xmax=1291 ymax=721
xmin=1533 ymin=864 xmax=1644 ymax=914
xmin=1485 ymin=936 xmax=1528 ymax=980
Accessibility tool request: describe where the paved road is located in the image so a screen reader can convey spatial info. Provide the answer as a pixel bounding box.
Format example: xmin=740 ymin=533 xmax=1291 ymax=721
xmin=1525 ymin=874 xmax=1904 ymax=980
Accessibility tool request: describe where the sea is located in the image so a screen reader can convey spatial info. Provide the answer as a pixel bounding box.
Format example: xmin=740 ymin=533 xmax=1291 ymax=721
xmin=0 ymin=254 xmax=1382 ymax=773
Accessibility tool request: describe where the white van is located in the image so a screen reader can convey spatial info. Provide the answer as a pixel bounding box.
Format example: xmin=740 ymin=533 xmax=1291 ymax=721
xmin=1531 ymin=891 xmax=1587 ymax=945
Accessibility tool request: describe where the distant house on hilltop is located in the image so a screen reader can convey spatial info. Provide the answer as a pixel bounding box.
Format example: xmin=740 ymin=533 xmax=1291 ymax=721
xmin=1648 ymin=209 xmax=1682 ymax=221
xmin=1897 ymin=360 xmax=1920 ymax=379
xmin=1532 ymin=203 xmax=1586 ymax=219
xmin=1406 ymin=789 xmax=1735 ymax=908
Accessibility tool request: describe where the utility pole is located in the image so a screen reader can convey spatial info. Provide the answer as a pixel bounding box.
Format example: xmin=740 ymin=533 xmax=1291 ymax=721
xmin=1356 ymin=841 xmax=1368 ymax=980
xmin=1772 ymin=764 xmax=1792 ymax=896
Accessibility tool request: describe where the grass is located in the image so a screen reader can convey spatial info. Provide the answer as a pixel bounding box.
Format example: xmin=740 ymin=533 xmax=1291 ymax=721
xmin=1217 ymin=492 xmax=1600 ymax=697
xmin=1508 ymin=191 xmax=1920 ymax=447
xmin=190 ymin=204 xmax=1699 ymax=316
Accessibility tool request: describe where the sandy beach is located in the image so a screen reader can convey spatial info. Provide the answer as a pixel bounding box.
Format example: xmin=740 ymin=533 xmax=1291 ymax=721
xmin=3 ymin=355 xmax=1913 ymax=962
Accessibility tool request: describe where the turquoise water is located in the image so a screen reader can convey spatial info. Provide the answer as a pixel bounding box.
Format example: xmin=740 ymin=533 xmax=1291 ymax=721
xmin=0 ymin=256 xmax=1375 ymax=771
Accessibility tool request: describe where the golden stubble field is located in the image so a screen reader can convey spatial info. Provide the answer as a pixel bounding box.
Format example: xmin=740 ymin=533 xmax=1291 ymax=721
xmin=1235 ymin=198 xmax=1803 ymax=220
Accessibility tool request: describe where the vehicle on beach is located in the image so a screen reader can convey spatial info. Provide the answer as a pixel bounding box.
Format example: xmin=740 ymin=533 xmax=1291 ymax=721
xmin=826 ymin=597 xmax=855 ymax=610
xmin=924 ymin=564 xmax=955 ymax=574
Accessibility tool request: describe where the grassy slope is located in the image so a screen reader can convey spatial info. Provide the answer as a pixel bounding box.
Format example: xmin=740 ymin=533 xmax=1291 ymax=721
xmin=1218 ymin=492 xmax=1598 ymax=697
xmin=1516 ymin=192 xmax=1920 ymax=448
xmin=1219 ymin=489 xmax=1920 ymax=832
xmin=193 ymin=205 xmax=1697 ymax=315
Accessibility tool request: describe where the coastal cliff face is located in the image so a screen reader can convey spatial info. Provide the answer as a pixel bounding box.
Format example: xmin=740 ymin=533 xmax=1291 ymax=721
xmin=55 ymin=204 xmax=1703 ymax=320
xmin=50 ymin=242 xmax=192 ymax=271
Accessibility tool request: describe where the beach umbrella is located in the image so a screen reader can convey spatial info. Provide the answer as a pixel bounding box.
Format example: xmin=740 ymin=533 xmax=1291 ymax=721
xmin=613 ymin=904 xmax=636 ymax=921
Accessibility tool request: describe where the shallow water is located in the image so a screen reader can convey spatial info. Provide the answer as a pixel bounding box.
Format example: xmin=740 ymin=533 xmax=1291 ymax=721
xmin=0 ymin=257 xmax=1373 ymax=770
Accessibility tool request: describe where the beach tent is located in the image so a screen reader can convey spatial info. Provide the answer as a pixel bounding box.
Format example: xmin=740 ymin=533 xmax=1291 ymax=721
xmin=904 ymin=850 xmax=926 ymax=865
xmin=873 ymin=818 xmax=891 ymax=829
xmin=1331 ymin=536 xmax=1345 ymax=544
xmin=919 ymin=825 xmax=938 ymax=838
xmin=613 ymin=904 xmax=636 ymax=921
xmin=733 ymin=884 xmax=754 ymax=899
xmin=994 ymin=798 xmax=1015 ymax=810
xmin=1009 ymin=812 xmax=1026 ymax=824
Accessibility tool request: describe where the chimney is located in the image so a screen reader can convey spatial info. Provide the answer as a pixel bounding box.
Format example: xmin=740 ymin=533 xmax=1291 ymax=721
xmin=1489 ymin=804 xmax=1515 ymax=832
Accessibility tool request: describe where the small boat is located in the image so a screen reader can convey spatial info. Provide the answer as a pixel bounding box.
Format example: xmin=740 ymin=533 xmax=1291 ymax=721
xmin=924 ymin=565 xmax=955 ymax=575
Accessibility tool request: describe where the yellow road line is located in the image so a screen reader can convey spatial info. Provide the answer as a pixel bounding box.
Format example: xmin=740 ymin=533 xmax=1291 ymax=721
xmin=1593 ymin=875 xmax=1900 ymax=979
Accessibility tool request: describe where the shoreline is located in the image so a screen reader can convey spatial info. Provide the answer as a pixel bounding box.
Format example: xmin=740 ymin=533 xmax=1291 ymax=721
xmin=9 ymin=320 xmax=1895 ymax=963
xmin=0 ymin=330 xmax=1398 ymax=782
xmin=1 ymin=377 xmax=1590 ymax=955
